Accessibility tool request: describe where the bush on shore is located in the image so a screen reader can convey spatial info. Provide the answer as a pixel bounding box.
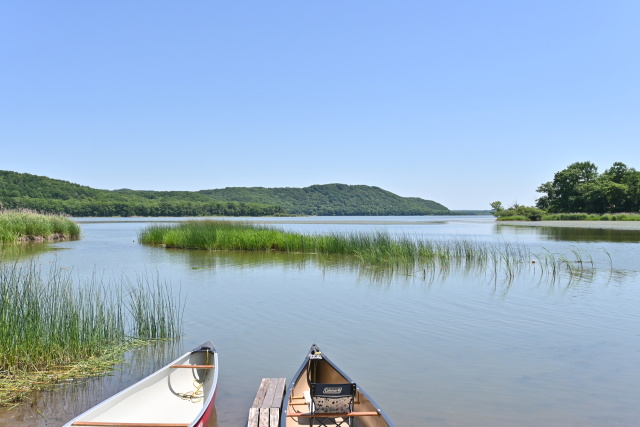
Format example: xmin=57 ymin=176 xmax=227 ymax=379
xmin=490 ymin=202 xmax=640 ymax=222
xmin=490 ymin=202 xmax=545 ymax=221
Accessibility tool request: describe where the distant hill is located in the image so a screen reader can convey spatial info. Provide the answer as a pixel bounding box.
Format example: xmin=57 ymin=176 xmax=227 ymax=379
xmin=199 ymin=184 xmax=449 ymax=215
xmin=0 ymin=170 xmax=449 ymax=217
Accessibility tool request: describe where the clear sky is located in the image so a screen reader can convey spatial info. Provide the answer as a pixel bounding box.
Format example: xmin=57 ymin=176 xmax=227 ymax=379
xmin=2 ymin=1 xmax=639 ymax=210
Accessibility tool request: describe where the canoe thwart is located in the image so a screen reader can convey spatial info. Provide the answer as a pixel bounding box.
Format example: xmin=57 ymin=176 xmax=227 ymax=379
xmin=169 ymin=364 xmax=215 ymax=369
xmin=286 ymin=411 xmax=381 ymax=418
xmin=71 ymin=422 xmax=191 ymax=426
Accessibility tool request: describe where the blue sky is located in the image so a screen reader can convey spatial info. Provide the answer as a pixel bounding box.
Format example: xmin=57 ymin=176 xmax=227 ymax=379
xmin=2 ymin=1 xmax=639 ymax=210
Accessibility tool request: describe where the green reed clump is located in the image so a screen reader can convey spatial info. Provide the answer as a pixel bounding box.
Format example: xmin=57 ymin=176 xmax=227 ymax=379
xmin=495 ymin=215 xmax=530 ymax=221
xmin=141 ymin=221 xmax=304 ymax=252
xmin=598 ymin=213 xmax=640 ymax=221
xmin=0 ymin=210 xmax=81 ymax=242
xmin=541 ymin=213 xmax=590 ymax=221
xmin=0 ymin=261 xmax=182 ymax=405
xmin=139 ymin=220 xmax=544 ymax=277
xmin=127 ymin=273 xmax=183 ymax=339
xmin=542 ymin=212 xmax=640 ymax=221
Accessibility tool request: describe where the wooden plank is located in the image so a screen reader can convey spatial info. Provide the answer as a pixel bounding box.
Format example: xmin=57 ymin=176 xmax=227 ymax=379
xmin=248 ymin=378 xmax=269 ymax=427
xmin=261 ymin=379 xmax=278 ymax=409
xmin=272 ymin=378 xmax=286 ymax=408
xmin=269 ymin=408 xmax=280 ymax=427
xmin=248 ymin=378 xmax=286 ymax=427
xmin=259 ymin=378 xmax=286 ymax=408
xmin=259 ymin=407 xmax=270 ymax=426
xmin=269 ymin=378 xmax=285 ymax=427
xmin=252 ymin=378 xmax=269 ymax=408
xmin=247 ymin=407 xmax=259 ymax=427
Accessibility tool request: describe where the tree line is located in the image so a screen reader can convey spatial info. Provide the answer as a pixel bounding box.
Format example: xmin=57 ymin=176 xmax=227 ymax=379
xmin=0 ymin=171 xmax=449 ymax=217
xmin=2 ymin=197 xmax=283 ymax=217
xmin=0 ymin=171 xmax=283 ymax=216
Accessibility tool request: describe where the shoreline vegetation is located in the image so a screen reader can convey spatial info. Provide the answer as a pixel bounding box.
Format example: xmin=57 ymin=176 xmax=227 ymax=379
xmin=0 ymin=210 xmax=81 ymax=243
xmin=491 ymin=161 xmax=640 ymax=222
xmin=498 ymin=212 xmax=640 ymax=222
xmin=0 ymin=262 xmax=183 ymax=406
xmin=490 ymin=202 xmax=640 ymax=223
xmin=139 ymin=220 xmax=600 ymax=280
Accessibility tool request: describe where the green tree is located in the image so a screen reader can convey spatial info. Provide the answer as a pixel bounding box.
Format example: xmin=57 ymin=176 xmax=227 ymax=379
xmin=537 ymin=161 xmax=598 ymax=212
xmin=581 ymin=179 xmax=628 ymax=213
xmin=489 ymin=201 xmax=504 ymax=216
xmin=536 ymin=161 xmax=640 ymax=214
xmin=602 ymin=162 xmax=630 ymax=184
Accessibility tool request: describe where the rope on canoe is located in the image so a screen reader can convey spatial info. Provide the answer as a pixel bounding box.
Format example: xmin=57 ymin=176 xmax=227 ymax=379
xmin=177 ymin=379 xmax=204 ymax=403
xmin=176 ymin=350 xmax=209 ymax=403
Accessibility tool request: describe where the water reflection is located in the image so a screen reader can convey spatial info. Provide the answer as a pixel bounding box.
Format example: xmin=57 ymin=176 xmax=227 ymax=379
xmin=497 ymin=223 xmax=640 ymax=242
xmin=0 ymin=242 xmax=60 ymax=260
xmin=175 ymin=245 xmax=618 ymax=294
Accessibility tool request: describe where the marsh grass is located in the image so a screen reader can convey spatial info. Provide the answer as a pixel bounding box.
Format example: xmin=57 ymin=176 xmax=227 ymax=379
xmin=140 ymin=220 xmax=597 ymax=282
xmin=127 ymin=273 xmax=183 ymax=339
xmin=542 ymin=213 xmax=640 ymax=221
xmin=0 ymin=210 xmax=81 ymax=242
xmin=0 ymin=261 xmax=182 ymax=406
xmin=496 ymin=215 xmax=530 ymax=221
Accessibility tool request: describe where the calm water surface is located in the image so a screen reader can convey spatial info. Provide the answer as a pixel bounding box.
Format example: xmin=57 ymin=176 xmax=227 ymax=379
xmin=1 ymin=216 xmax=639 ymax=426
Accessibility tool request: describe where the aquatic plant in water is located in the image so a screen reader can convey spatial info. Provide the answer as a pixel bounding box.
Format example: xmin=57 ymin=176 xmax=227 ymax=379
xmin=139 ymin=220 xmax=600 ymax=284
xmin=0 ymin=261 xmax=183 ymax=406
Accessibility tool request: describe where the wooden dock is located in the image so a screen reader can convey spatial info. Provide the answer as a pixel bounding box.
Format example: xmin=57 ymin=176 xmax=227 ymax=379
xmin=248 ymin=378 xmax=287 ymax=427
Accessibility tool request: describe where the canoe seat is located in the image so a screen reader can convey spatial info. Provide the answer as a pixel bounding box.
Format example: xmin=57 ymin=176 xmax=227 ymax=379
xmin=308 ymin=383 xmax=356 ymax=427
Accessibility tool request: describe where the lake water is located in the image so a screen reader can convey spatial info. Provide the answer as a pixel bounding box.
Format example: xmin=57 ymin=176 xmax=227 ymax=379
xmin=1 ymin=216 xmax=639 ymax=426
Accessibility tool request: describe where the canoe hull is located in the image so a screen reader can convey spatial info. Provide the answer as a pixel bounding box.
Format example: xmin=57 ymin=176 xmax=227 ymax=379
xmin=63 ymin=341 xmax=218 ymax=427
xmin=281 ymin=344 xmax=394 ymax=427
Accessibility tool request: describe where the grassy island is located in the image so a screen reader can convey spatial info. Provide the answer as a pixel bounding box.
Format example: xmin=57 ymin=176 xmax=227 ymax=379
xmin=0 ymin=262 xmax=182 ymax=406
xmin=0 ymin=210 xmax=81 ymax=242
xmin=139 ymin=220 xmax=595 ymax=278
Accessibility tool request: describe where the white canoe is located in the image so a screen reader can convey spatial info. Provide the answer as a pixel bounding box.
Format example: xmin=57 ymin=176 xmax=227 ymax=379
xmin=63 ymin=341 xmax=218 ymax=427
xmin=281 ymin=344 xmax=394 ymax=427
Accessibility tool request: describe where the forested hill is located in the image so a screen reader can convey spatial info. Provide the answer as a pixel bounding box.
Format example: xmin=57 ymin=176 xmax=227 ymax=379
xmin=198 ymin=184 xmax=449 ymax=215
xmin=0 ymin=171 xmax=449 ymax=217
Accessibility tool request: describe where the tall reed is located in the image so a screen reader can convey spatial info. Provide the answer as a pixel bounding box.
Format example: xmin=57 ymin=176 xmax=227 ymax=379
xmin=0 ymin=261 xmax=182 ymax=386
xmin=127 ymin=272 xmax=183 ymax=339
